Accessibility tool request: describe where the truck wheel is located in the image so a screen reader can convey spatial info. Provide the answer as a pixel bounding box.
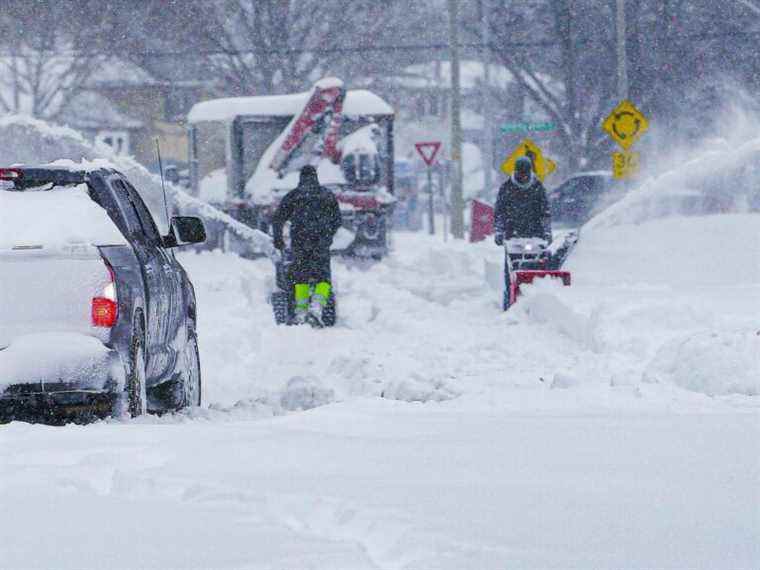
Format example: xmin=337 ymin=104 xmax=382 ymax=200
xmin=181 ymin=335 xmax=202 ymax=408
xmin=126 ymin=327 xmax=147 ymax=417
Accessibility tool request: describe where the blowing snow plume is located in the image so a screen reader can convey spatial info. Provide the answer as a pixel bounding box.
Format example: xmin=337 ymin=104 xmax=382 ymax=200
xmin=560 ymin=100 xmax=760 ymax=398
xmin=0 ymin=115 xmax=272 ymax=254
xmin=589 ymin=103 xmax=760 ymax=230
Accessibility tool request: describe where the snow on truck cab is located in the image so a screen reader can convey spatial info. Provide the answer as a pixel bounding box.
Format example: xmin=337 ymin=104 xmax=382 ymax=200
xmin=187 ymin=78 xmax=395 ymax=258
xmin=0 ymin=166 xmax=206 ymax=423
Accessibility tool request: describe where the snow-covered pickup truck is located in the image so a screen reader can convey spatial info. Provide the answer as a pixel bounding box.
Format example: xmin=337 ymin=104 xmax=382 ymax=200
xmin=0 ymin=166 xmax=206 ymax=423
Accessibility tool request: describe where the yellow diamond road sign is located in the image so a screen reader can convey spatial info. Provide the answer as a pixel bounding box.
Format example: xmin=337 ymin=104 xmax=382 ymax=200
xmin=603 ymin=100 xmax=649 ymax=150
xmin=612 ymin=150 xmax=640 ymax=180
xmin=500 ymin=138 xmax=556 ymax=182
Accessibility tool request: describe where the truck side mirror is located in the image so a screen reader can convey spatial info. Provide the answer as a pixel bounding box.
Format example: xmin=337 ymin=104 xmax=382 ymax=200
xmin=165 ymin=216 xmax=206 ymax=247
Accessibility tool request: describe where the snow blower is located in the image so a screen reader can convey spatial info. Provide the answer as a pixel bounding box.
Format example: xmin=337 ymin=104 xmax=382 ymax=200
xmin=269 ymin=248 xmax=338 ymax=327
xmin=502 ymin=237 xmax=573 ymax=311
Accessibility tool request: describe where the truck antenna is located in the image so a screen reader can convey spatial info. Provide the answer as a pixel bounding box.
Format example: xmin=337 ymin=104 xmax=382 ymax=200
xmin=154 ymin=138 xmax=172 ymax=231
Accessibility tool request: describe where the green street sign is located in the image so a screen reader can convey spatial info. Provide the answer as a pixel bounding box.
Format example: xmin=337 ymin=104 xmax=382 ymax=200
xmin=500 ymin=121 xmax=558 ymax=134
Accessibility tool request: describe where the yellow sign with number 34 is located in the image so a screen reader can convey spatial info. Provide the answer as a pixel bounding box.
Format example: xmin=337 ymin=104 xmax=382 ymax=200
xmin=612 ymin=151 xmax=640 ymax=180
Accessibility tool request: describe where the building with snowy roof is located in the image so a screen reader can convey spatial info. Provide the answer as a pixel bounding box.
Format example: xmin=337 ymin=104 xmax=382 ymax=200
xmin=79 ymin=58 xmax=215 ymax=167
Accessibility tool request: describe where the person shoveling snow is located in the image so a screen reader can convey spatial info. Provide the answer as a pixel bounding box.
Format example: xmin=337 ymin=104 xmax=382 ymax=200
xmin=271 ymin=165 xmax=342 ymax=327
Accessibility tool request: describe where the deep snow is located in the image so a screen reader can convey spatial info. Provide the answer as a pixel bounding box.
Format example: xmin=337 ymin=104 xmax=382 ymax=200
xmin=0 ymin=109 xmax=758 ymax=570
xmin=1 ymin=212 xmax=758 ymax=569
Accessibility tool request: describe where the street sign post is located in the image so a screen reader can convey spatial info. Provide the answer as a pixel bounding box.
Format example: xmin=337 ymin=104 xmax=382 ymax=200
xmin=612 ymin=150 xmax=640 ymax=179
xmin=500 ymin=138 xmax=556 ymax=182
xmin=439 ymin=162 xmax=448 ymax=242
xmin=602 ymin=100 xmax=649 ymax=150
xmin=500 ymin=121 xmax=558 ymax=135
xmin=415 ymin=142 xmax=442 ymax=236
xmin=603 ymin=100 xmax=648 ymax=181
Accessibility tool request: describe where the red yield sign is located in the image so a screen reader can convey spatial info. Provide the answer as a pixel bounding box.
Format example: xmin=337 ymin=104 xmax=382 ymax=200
xmin=415 ymin=141 xmax=442 ymax=166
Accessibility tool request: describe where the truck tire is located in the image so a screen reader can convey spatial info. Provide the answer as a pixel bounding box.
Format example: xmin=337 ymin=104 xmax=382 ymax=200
xmin=181 ymin=335 xmax=202 ymax=408
xmin=117 ymin=323 xmax=146 ymax=418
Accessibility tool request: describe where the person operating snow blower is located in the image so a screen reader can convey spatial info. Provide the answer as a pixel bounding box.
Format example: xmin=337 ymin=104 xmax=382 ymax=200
xmin=494 ymin=156 xmax=552 ymax=246
xmin=494 ymin=156 xmax=560 ymax=310
xmin=272 ymin=165 xmax=343 ymax=327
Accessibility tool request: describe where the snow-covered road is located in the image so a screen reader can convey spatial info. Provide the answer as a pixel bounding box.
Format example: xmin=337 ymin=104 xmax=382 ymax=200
xmin=2 ymin=215 xmax=759 ymax=569
xmin=3 ymin=404 xmax=757 ymax=569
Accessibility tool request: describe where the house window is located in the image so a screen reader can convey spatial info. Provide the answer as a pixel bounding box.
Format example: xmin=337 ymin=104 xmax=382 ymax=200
xmin=96 ymin=130 xmax=130 ymax=156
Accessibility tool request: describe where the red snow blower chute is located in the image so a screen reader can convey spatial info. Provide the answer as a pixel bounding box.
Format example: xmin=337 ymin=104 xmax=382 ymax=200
xmin=502 ymin=237 xmax=572 ymax=310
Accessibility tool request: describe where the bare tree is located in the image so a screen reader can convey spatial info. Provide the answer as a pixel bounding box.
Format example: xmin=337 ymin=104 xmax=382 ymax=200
xmin=0 ymin=0 xmax=111 ymax=119
xmin=486 ymin=0 xmax=617 ymax=170
xmin=0 ymin=48 xmax=103 ymax=120
xmin=195 ymin=0 xmax=415 ymax=95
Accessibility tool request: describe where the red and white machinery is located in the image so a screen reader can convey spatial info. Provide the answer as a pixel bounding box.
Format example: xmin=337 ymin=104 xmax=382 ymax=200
xmin=502 ymin=237 xmax=573 ymax=310
xmin=187 ymin=78 xmax=395 ymax=258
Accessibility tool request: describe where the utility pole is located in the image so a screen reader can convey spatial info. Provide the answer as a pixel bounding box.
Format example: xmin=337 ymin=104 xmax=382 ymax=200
xmin=427 ymin=165 xmax=435 ymax=235
xmin=616 ymin=0 xmax=629 ymax=100
xmin=448 ymin=0 xmax=465 ymax=239
xmin=480 ymin=0 xmax=493 ymax=199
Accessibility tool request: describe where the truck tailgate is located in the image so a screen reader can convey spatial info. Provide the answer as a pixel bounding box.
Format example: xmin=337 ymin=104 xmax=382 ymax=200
xmin=0 ymin=248 xmax=110 ymax=349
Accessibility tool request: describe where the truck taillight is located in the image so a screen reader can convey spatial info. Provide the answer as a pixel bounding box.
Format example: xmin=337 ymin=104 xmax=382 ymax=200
xmin=92 ymin=265 xmax=118 ymax=327
xmin=0 ymin=168 xmax=23 ymax=181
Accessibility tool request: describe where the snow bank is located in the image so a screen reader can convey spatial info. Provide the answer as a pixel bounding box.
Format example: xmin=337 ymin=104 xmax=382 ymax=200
xmin=0 ymin=184 xmax=125 ymax=249
xmin=180 ymin=210 xmax=759 ymax=410
xmin=645 ymin=330 xmax=759 ymax=396
xmin=514 ymin=281 xmax=603 ymax=352
xmin=0 ymin=333 xmax=120 ymax=390
xmin=0 ymin=115 xmax=172 ymax=230
xmin=0 ymin=114 xmax=273 ymax=255
xmin=566 ymin=213 xmax=760 ymax=397
xmin=568 ymin=214 xmax=760 ymax=287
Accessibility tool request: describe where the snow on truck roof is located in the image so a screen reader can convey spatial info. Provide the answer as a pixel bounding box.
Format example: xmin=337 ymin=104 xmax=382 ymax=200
xmin=0 ymin=184 xmax=126 ymax=250
xmin=188 ymin=89 xmax=394 ymax=124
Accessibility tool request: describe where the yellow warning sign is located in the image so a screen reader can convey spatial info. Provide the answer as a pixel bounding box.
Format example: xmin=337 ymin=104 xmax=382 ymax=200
xmin=603 ymin=100 xmax=649 ymax=150
xmin=612 ymin=150 xmax=640 ymax=180
xmin=500 ymin=138 xmax=556 ymax=182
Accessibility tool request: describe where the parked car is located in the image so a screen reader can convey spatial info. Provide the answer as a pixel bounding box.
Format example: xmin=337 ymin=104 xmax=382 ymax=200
xmin=0 ymin=166 xmax=206 ymax=423
xmin=548 ymin=171 xmax=618 ymax=227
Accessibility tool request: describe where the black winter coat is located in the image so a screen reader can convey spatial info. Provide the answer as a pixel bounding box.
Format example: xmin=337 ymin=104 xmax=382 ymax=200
xmin=494 ymin=177 xmax=552 ymax=241
xmin=272 ymin=180 xmax=342 ymax=283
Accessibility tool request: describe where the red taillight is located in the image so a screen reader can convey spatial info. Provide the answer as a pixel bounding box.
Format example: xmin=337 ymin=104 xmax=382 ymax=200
xmin=0 ymin=168 xmax=23 ymax=181
xmin=92 ymin=297 xmax=118 ymax=327
xmin=92 ymin=264 xmax=118 ymax=327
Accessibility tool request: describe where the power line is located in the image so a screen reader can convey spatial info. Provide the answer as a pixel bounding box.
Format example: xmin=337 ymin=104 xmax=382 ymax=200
xmin=0 ymin=31 xmax=754 ymax=60
xmin=0 ymin=40 xmax=572 ymax=60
